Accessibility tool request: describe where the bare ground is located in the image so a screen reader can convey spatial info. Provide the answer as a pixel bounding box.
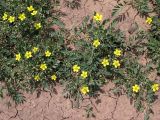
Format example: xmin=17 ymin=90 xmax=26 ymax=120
xmin=0 ymin=0 xmax=160 ymax=120
xmin=0 ymin=83 xmax=160 ymax=120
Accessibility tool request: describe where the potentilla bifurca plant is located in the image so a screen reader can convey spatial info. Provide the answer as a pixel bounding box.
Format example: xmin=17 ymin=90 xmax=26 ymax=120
xmin=0 ymin=0 xmax=64 ymax=103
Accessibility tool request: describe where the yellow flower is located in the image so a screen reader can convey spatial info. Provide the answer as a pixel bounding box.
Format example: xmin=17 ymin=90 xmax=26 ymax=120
xmin=40 ymin=63 xmax=47 ymax=71
xmin=51 ymin=74 xmax=57 ymax=81
xmin=101 ymin=58 xmax=109 ymax=67
xmin=8 ymin=16 xmax=15 ymax=23
xmin=25 ymin=51 xmax=32 ymax=59
xmin=34 ymin=23 xmax=41 ymax=30
xmin=15 ymin=53 xmax=21 ymax=61
xmin=32 ymin=47 xmax=38 ymax=53
xmin=2 ymin=13 xmax=8 ymax=21
xmin=27 ymin=5 xmax=34 ymax=12
xmin=93 ymin=39 xmax=100 ymax=48
xmin=114 ymin=49 xmax=122 ymax=57
xmin=34 ymin=75 xmax=40 ymax=81
xmin=132 ymin=84 xmax=140 ymax=93
xmin=80 ymin=86 xmax=89 ymax=95
xmin=72 ymin=64 xmax=80 ymax=73
xmin=31 ymin=10 xmax=37 ymax=16
xmin=81 ymin=71 xmax=88 ymax=79
xmin=93 ymin=13 xmax=103 ymax=21
xmin=18 ymin=13 xmax=26 ymax=21
xmin=45 ymin=50 xmax=51 ymax=57
xmin=152 ymin=84 xmax=159 ymax=92
xmin=146 ymin=17 xmax=152 ymax=24
xmin=113 ymin=60 xmax=120 ymax=68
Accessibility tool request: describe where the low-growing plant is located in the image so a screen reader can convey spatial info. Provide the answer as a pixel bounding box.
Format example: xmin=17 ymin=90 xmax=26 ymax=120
xmin=0 ymin=0 xmax=64 ymax=104
xmin=147 ymin=16 xmax=160 ymax=74
xmin=58 ymin=13 xmax=159 ymax=120
xmin=112 ymin=0 xmax=160 ymax=23
xmin=61 ymin=14 xmax=125 ymax=107
xmin=114 ymin=58 xmax=157 ymax=111
xmin=123 ymin=15 xmax=160 ymax=119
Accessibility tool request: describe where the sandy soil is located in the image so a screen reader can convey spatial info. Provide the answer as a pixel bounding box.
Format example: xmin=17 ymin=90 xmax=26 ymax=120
xmin=0 ymin=0 xmax=160 ymax=120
